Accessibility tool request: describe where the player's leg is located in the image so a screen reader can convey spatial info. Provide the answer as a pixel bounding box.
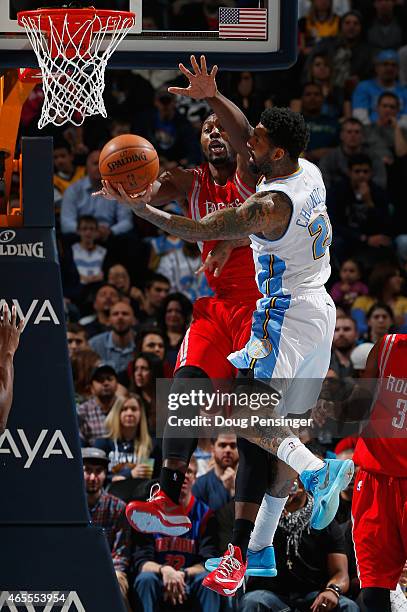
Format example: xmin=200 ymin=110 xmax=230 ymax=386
xmin=126 ymin=299 xmax=235 ymax=534
xmin=353 ymin=471 xmax=406 ymax=612
xmin=248 ymin=458 xmax=295 ymax=554
xmin=126 ymin=364 xmax=209 ymax=534
xmin=202 ymin=437 xmax=272 ymax=596
xmin=236 ymin=294 xmax=354 ymax=529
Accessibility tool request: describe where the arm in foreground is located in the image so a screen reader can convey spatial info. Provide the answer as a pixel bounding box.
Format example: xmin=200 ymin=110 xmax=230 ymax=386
xmin=0 ymin=305 xmax=23 ymax=434
xmin=117 ymin=185 xmax=286 ymax=242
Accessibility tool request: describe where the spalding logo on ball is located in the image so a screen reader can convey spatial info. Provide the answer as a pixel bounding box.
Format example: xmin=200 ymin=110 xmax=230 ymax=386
xmin=99 ymin=134 xmax=159 ymax=195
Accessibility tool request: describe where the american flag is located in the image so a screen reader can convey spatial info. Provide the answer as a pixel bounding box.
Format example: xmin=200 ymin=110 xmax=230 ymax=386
xmin=219 ymin=7 xmax=268 ymax=40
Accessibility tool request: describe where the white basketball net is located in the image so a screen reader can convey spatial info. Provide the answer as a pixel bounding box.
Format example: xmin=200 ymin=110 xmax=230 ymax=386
xmin=19 ymin=11 xmax=135 ymax=128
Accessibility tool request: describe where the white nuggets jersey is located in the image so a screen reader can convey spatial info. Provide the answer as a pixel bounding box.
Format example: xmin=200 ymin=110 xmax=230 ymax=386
xmin=251 ymin=158 xmax=331 ymax=296
xmin=229 ymin=158 xmax=335 ymax=401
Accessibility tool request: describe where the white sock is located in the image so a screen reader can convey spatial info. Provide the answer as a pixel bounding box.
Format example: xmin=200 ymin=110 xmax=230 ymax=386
xmin=249 ymin=494 xmax=288 ymax=552
xmin=277 ymin=437 xmax=324 ymax=474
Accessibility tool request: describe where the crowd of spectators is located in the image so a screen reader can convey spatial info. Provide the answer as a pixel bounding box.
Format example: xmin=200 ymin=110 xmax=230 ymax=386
xmin=13 ymin=0 xmax=407 ymax=609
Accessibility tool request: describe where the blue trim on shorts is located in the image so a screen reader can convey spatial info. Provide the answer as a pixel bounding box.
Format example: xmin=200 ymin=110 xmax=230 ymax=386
xmin=229 ymin=253 xmax=291 ymax=378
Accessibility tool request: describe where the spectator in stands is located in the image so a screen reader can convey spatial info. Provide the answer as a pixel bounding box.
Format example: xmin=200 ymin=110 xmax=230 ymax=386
xmin=135 ymin=88 xmax=201 ymax=169
xmin=131 ymin=352 xmax=164 ymax=434
xmin=230 ymin=72 xmax=265 ymax=126
xmin=104 ymin=70 xmax=154 ymax=120
xmin=192 ymin=434 xmax=238 ymax=511
xmin=72 ymin=215 xmax=106 ymax=287
xmin=135 ymin=327 xmax=173 ymax=378
xmin=79 ymin=283 xmax=120 ymax=339
xmin=135 ymin=328 xmax=165 ymax=361
xmin=363 ymin=302 xmax=395 ymax=343
xmin=299 ymin=0 xmax=341 ymax=55
xmin=365 ymin=91 xmax=407 ymax=239
xmin=330 ymin=258 xmax=369 ymax=312
xmin=60 ymin=148 xmax=133 ymax=239
xmin=109 ymin=117 xmax=132 ymax=139
xmin=352 ymin=49 xmax=407 ymax=125
xmin=365 ymin=92 xmax=407 ymax=163
xmin=293 ymin=52 xmax=347 ymax=118
xmin=78 ymin=364 xmax=120 ymax=446
xmin=320 ymin=117 xmax=387 ymax=189
xmin=157 ymin=293 xmax=193 ymax=368
xmin=301 ymin=82 xmax=340 ymax=163
xmin=366 ymin=0 xmax=402 ymax=52
xmin=138 ymin=274 xmax=170 ymax=324
xmin=351 ymin=263 xmax=407 ymax=334
xmin=132 ymin=457 xmax=221 ymax=612
xmin=66 ymin=322 xmax=88 ymax=358
xmin=157 ymin=242 xmax=213 ymax=302
xmin=330 ymin=316 xmax=359 ymax=377
xmin=71 ymin=348 xmax=100 ymax=403
xmin=239 ymin=479 xmax=357 ymax=612
xmin=82 ymin=448 xmax=131 ymax=606
xmin=107 ymin=264 xmax=145 ymax=316
xmin=299 ymin=0 xmax=351 ymax=18
xmin=147 ymin=229 xmax=183 ymax=272
xmin=399 ymin=43 xmax=407 ymax=86
xmin=315 ymin=10 xmax=374 ymax=94
xmin=94 ymin=394 xmax=161 ymax=481
xmin=327 ymin=154 xmax=392 ymax=263
xmin=89 ymin=301 xmax=137 ymax=379
xmin=53 ymin=139 xmax=85 ymax=210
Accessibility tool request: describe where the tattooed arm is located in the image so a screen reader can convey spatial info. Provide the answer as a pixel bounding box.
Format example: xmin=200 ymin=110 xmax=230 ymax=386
xmin=112 ymin=183 xmax=291 ymax=242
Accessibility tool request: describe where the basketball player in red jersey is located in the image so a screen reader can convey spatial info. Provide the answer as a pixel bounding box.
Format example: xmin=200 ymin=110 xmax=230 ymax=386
xmin=97 ymin=112 xmax=260 ymax=531
xmin=351 ymin=334 xmax=407 ymax=612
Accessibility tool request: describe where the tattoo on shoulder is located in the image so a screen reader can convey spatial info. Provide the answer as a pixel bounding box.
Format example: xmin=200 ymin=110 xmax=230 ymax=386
xmin=261 ymin=191 xmax=292 ymax=241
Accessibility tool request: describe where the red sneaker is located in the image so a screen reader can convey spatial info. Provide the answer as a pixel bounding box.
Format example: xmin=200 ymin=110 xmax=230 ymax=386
xmin=202 ymin=544 xmax=247 ymax=597
xmin=125 ymin=484 xmax=192 ymax=536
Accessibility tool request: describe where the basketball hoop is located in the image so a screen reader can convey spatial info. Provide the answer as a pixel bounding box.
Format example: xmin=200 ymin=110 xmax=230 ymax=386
xmin=17 ymin=7 xmax=136 ymax=128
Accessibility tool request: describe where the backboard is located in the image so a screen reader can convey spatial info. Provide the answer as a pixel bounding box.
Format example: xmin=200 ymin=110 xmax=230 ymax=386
xmin=0 ymin=0 xmax=298 ymax=71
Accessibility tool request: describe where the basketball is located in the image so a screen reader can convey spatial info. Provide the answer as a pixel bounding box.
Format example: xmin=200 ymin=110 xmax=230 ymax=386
xmin=99 ymin=134 xmax=159 ymax=195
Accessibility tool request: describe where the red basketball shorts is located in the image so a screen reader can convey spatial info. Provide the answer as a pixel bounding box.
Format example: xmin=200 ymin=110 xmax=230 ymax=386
xmin=352 ymin=469 xmax=407 ymax=589
xmin=175 ymin=296 xmax=257 ymax=379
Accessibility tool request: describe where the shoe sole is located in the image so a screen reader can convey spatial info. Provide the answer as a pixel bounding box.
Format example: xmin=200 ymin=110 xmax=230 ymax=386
xmin=312 ymin=460 xmax=354 ymax=530
xmin=127 ymin=509 xmax=190 ymax=536
xmin=202 ymin=574 xmax=245 ymax=597
xmin=205 ymin=560 xmax=277 ymax=577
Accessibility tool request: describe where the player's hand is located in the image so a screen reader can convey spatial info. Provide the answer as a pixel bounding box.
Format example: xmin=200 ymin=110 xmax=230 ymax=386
xmin=196 ymin=241 xmax=233 ymax=277
xmin=168 ymin=55 xmax=218 ymax=99
xmin=0 ymin=304 xmax=24 ymax=356
xmin=98 ymin=180 xmax=153 ymax=211
xmin=310 ymin=589 xmax=338 ymax=611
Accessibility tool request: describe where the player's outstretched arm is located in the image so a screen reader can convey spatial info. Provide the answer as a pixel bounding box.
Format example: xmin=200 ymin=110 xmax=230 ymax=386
xmin=0 ymin=304 xmax=24 ymax=434
xmin=94 ymin=167 xmax=193 ymax=213
xmin=111 ymin=182 xmax=287 ymax=241
xmin=168 ymin=55 xmax=253 ymax=158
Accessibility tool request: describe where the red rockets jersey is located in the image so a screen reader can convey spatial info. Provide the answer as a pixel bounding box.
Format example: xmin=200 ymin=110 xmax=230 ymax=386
xmin=187 ymin=163 xmax=261 ymax=301
xmin=354 ymin=334 xmax=407 ymax=477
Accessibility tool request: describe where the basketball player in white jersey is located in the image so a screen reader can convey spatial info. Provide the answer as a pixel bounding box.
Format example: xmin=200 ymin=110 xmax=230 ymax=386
xmin=101 ymin=56 xmax=354 ymax=597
